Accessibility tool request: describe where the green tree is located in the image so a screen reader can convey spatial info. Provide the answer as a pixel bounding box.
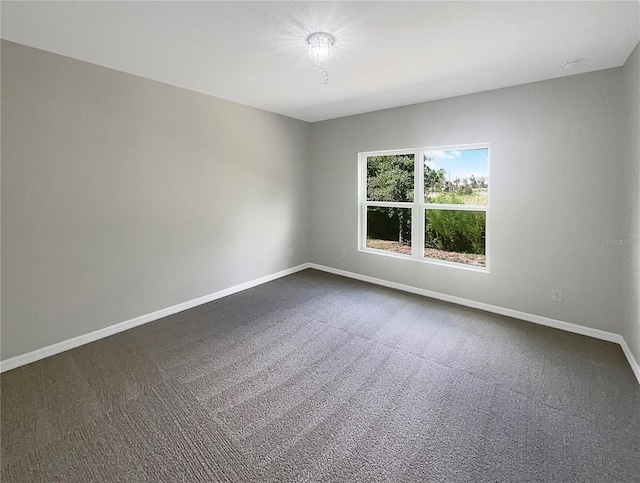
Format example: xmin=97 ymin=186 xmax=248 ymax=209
xmin=367 ymin=155 xmax=414 ymax=243
xmin=457 ymin=183 xmax=473 ymax=196
xmin=424 ymin=164 xmax=446 ymax=199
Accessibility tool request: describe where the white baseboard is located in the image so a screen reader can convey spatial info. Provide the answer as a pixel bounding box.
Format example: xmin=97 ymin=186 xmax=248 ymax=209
xmin=0 ymin=263 xmax=312 ymax=373
xmin=3 ymin=261 xmax=639 ymax=386
xmin=308 ymin=263 xmax=640 ymax=385
xmin=619 ymin=339 xmax=640 ymax=385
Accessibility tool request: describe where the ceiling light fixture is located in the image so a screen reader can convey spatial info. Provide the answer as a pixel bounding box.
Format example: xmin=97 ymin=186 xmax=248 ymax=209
xmin=307 ymin=32 xmax=334 ymax=85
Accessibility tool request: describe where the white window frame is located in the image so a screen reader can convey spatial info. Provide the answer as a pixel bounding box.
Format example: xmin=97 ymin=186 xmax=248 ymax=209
xmin=358 ymin=143 xmax=490 ymax=272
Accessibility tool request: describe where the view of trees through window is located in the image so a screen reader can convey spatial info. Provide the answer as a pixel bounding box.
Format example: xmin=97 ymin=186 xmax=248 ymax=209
xmin=362 ymin=147 xmax=488 ymax=267
xmin=366 ymin=154 xmax=414 ymax=254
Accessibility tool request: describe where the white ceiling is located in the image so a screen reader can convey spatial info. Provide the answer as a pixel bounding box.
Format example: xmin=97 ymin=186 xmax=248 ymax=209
xmin=2 ymin=1 xmax=639 ymax=122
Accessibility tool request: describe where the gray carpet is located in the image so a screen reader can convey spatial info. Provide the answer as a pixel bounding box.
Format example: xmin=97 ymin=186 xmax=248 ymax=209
xmin=2 ymin=269 xmax=639 ymax=482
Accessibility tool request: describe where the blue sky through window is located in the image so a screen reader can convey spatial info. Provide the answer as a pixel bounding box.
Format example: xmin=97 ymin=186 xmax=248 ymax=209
xmin=424 ymin=148 xmax=488 ymax=183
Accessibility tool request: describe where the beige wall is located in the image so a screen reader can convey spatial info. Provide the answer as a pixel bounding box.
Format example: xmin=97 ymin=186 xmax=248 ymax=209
xmin=309 ymin=66 xmax=631 ymax=340
xmin=621 ymin=42 xmax=640 ymax=365
xmin=1 ymin=41 xmax=311 ymax=360
xmin=2 ymin=38 xmax=638 ymax=368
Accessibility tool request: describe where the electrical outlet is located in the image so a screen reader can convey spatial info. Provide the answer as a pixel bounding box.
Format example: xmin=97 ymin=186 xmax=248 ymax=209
xmin=340 ymin=250 xmax=346 ymax=259
xmin=551 ymin=289 xmax=563 ymax=302
xmin=288 ymin=248 xmax=293 ymax=258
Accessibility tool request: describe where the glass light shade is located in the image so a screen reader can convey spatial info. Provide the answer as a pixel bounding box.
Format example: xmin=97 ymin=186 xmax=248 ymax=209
xmin=308 ymin=32 xmax=334 ymax=84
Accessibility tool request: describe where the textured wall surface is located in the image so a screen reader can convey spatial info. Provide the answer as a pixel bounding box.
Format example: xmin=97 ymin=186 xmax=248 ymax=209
xmin=621 ymin=42 xmax=640 ymax=366
xmin=309 ymin=67 xmax=630 ymax=338
xmin=2 ymin=38 xmax=638 ymax=369
xmin=1 ymin=41 xmax=311 ymax=360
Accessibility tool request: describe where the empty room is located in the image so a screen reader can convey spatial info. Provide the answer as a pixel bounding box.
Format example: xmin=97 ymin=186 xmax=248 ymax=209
xmin=1 ymin=1 xmax=639 ymax=481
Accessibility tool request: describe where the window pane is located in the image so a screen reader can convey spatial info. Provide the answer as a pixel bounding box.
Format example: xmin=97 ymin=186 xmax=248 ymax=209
xmin=366 ymin=207 xmax=412 ymax=255
xmin=367 ymin=154 xmax=415 ymax=202
xmin=425 ymin=209 xmax=485 ymax=267
xmin=424 ymin=148 xmax=488 ymax=205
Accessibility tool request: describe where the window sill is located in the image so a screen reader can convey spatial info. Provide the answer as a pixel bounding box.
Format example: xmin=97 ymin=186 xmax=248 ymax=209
xmin=359 ymin=247 xmax=490 ymax=273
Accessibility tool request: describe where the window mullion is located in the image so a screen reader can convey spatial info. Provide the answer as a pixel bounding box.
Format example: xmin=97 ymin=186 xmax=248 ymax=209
xmin=424 ymin=203 xmax=487 ymax=212
xmin=364 ymin=201 xmax=414 ymax=208
xmin=415 ymin=150 xmax=424 ymax=258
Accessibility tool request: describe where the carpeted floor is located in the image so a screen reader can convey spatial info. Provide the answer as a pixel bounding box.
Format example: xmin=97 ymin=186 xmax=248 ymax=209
xmin=2 ymin=269 xmax=639 ymax=482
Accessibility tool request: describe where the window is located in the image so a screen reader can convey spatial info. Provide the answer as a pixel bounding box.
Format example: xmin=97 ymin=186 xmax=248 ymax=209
xmin=359 ymin=144 xmax=489 ymax=269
